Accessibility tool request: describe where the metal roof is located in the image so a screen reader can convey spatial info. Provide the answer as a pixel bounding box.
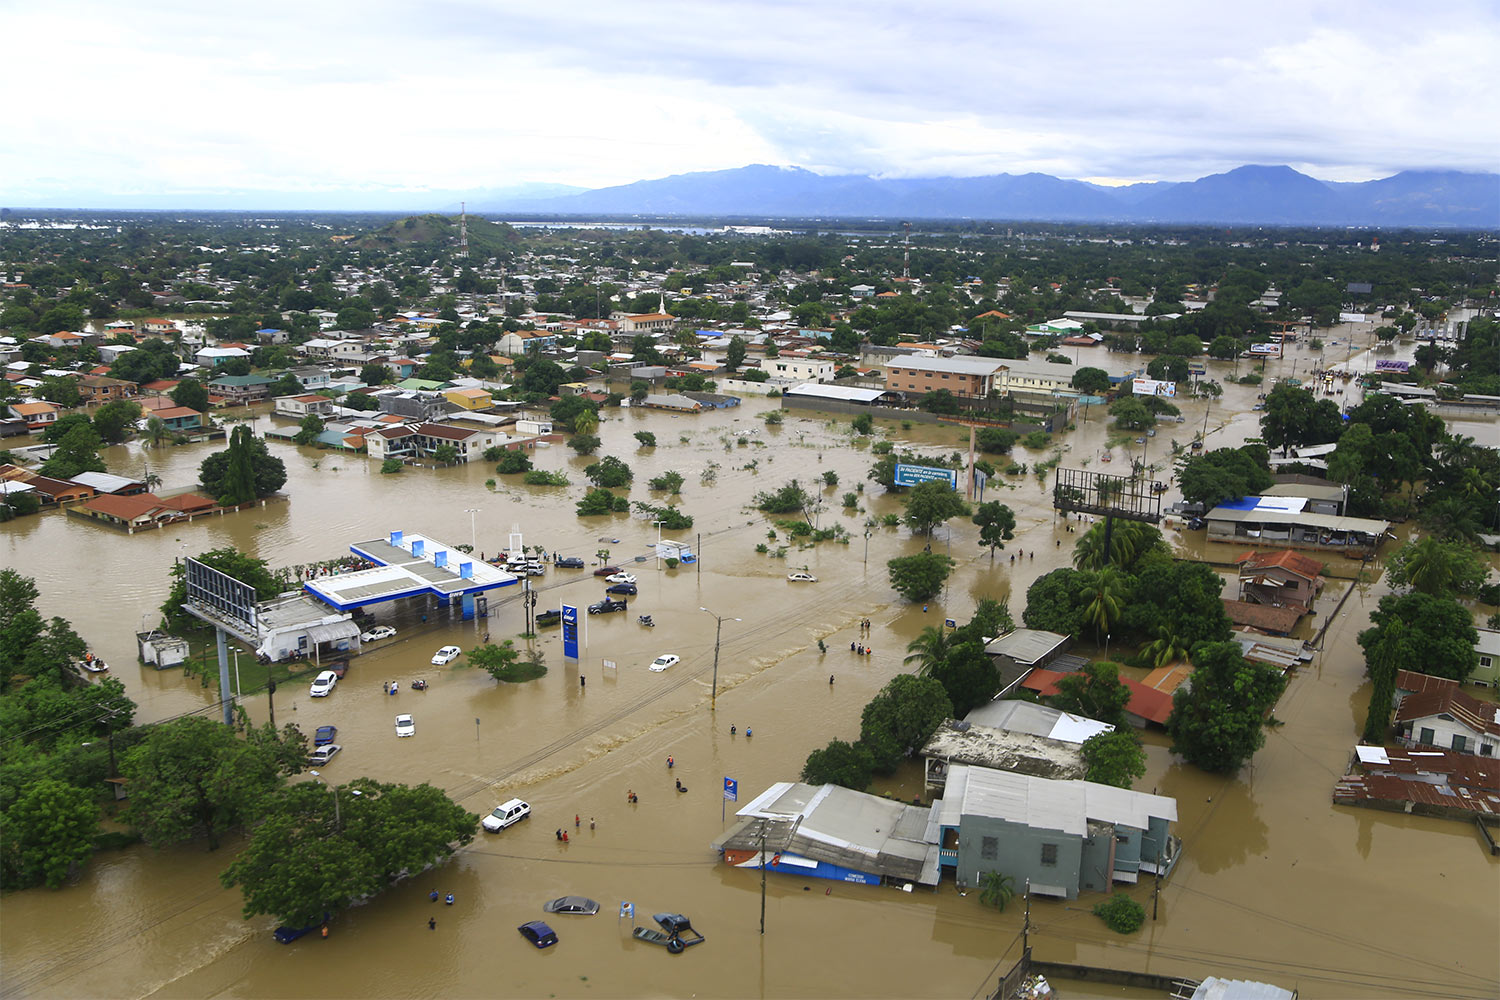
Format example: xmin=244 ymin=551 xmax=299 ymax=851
xmin=984 ymin=629 xmax=1069 ymax=665
xmin=304 ymin=531 xmax=517 ymax=611
xmin=963 ymin=700 xmax=1114 ymax=745
xmin=882 ymin=354 xmax=1004 ymax=376
xmin=1205 ymin=507 xmax=1390 ymax=534
xmin=784 ymin=382 xmax=894 ymax=403
xmin=944 ymin=764 xmax=1177 ymax=834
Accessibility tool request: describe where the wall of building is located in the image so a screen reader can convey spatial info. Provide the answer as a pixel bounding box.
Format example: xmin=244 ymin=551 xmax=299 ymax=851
xmin=955 ymin=815 xmax=1082 ymax=898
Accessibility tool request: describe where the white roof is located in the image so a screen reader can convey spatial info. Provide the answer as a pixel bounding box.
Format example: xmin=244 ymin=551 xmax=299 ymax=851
xmin=883 ymin=354 xmax=1004 ymax=377
xmin=784 ymin=382 xmax=890 ymax=403
xmin=944 ymin=764 xmax=1177 ymax=835
xmin=69 ymin=471 xmax=142 ymax=493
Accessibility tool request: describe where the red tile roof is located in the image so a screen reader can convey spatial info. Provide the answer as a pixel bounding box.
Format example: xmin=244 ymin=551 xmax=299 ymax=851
xmin=82 ymin=493 xmax=168 ymax=521
xmin=1021 ymin=668 xmax=1174 ymax=726
xmin=1222 ymin=599 xmax=1303 ymax=635
xmin=158 ymin=492 xmax=217 ymax=512
xmin=1235 ymin=549 xmax=1325 ymax=581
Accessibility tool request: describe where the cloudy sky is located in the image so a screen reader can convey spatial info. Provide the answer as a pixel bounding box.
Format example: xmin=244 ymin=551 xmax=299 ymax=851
xmin=4 ymin=0 xmax=1497 ymax=207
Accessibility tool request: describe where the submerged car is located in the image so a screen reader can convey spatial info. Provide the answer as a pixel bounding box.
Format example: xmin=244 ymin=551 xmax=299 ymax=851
xmin=605 ymin=572 xmax=637 ymax=585
xmin=593 ymin=565 xmax=621 ymax=577
xmin=308 ymin=743 xmax=341 ymax=766
xmin=360 ymin=625 xmax=397 ymax=642
xmin=431 ymin=645 xmax=462 ymax=665
xmin=648 ymin=654 xmax=680 ymax=673
xmin=787 ymin=571 xmax=817 ymax=582
xmin=314 ymin=725 xmax=337 ymax=746
xmin=542 ymin=896 xmax=600 ymax=915
xmin=588 ymin=599 xmax=627 ymax=615
xmin=536 ymin=609 xmax=563 ymax=627
xmin=309 ymin=670 xmax=338 ymax=697
xmin=605 ymin=582 xmax=638 ymax=595
xmin=483 ymin=798 xmax=531 ymax=832
xmin=395 ymin=714 xmax=415 ymax=737
xmin=554 ymin=557 xmax=585 ymax=569
xmin=518 ymin=920 xmax=558 ymax=949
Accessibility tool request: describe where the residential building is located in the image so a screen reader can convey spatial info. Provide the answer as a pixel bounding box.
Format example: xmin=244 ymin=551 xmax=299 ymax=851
xmin=273 ymin=394 xmax=336 ymax=418
xmin=993 ymin=358 xmax=1086 ymax=395
xmin=764 ymin=356 xmax=835 ymax=382
xmin=883 ymin=354 xmax=1003 ymax=398
xmin=983 ymin=629 xmax=1083 ymax=696
xmin=1392 ymin=670 xmax=1500 ymax=756
xmin=443 ymin=387 xmax=494 ymax=411
xmin=1022 ymin=668 xmax=1175 ymax=729
xmin=366 ymin=426 xmax=417 ymax=462
xmin=1204 ymin=497 xmax=1389 ymax=555
xmin=921 ymin=709 xmax=1107 ymax=793
xmin=1235 ymin=549 xmax=1325 ymax=613
xmin=208 ymin=374 xmax=275 ymax=404
xmin=711 ymin=781 xmax=940 ymax=887
xmin=378 ymin=391 xmax=450 ymax=422
xmin=1334 ymin=745 xmax=1500 ymax=820
xmin=8 ymin=401 xmax=60 ymax=431
xmin=935 ymin=763 xmax=1179 ymax=898
xmin=195 ymin=346 xmax=252 ymax=368
xmin=1473 ymin=628 xmax=1500 ymax=689
xmin=152 ymin=406 xmax=204 ymax=432
xmin=1221 ymin=599 xmax=1303 ymax=636
xmin=409 ymin=422 xmax=501 ymax=462
xmin=77 ymin=375 xmax=135 ymax=403
xmin=495 ymin=329 xmax=559 ymax=356
xmin=287 ymin=367 xmax=333 ymax=390
xmin=69 ymin=472 xmax=147 ymax=496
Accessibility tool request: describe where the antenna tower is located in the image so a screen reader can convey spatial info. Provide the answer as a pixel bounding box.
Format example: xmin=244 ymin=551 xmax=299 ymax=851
xmin=458 ymin=201 xmax=469 ymax=259
xmin=902 ymin=221 xmax=911 ymax=282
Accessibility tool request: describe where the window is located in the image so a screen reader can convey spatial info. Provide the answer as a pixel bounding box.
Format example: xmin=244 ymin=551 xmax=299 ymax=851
xmin=1481 ymin=655 xmax=1493 ymax=668
xmin=1419 ymin=727 xmax=1435 ymax=745
xmin=981 ymin=836 xmax=998 ymax=861
xmin=1040 ymin=843 xmax=1058 ymax=867
xmin=1452 ymin=734 xmax=1467 ymax=752
xmin=1481 ymin=744 xmax=1494 ymax=757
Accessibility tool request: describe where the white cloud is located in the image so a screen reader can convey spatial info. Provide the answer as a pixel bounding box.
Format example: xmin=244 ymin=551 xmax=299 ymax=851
xmin=1 ymin=0 xmax=1495 ymax=204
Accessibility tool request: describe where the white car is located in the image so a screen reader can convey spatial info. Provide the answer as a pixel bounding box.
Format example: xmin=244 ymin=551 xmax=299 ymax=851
xmin=648 ymin=654 xmax=680 ymax=673
xmin=482 ymin=798 xmax=531 ymax=832
xmin=395 ymin=714 xmax=415 ymax=737
xmin=787 ymin=571 xmax=817 ymax=582
xmin=309 ymin=670 xmax=338 ymax=697
xmin=361 ymin=625 xmax=397 ymax=642
xmin=308 ymin=743 xmax=341 ymax=765
xmin=605 ymin=572 xmax=637 ymax=585
xmin=431 ymin=645 xmax=462 ymax=665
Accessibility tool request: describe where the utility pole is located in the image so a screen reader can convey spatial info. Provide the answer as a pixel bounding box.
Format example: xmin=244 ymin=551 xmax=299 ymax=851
xmin=700 ymin=608 xmax=740 ymax=711
xmin=759 ymin=823 xmax=768 ymax=935
xmin=267 ymin=678 xmax=277 ymax=728
xmin=1022 ymin=879 xmax=1031 ymax=953
xmin=1152 ymin=847 xmax=1163 ymax=920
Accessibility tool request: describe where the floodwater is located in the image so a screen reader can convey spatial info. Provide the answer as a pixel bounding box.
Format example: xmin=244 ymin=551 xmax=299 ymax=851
xmin=3 ymin=329 xmax=1497 ymax=999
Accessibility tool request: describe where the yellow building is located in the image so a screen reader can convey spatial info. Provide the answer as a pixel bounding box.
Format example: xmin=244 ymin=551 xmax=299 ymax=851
xmin=443 ymin=387 xmax=493 ymax=411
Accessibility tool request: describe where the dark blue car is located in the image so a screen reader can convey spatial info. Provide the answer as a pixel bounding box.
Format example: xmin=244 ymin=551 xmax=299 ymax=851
xmin=314 ymin=725 xmax=337 ymax=747
xmin=518 ymin=920 xmax=558 ymax=949
xmin=273 ymin=914 xmax=329 ymax=943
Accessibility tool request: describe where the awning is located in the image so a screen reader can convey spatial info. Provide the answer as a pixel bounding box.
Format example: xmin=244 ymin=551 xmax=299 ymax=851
xmin=306 ymin=621 xmax=360 ymax=645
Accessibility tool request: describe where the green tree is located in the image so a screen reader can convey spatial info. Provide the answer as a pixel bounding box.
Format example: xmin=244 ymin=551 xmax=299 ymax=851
xmin=972 ymin=501 xmax=1016 ymax=559
xmin=142 ymin=415 xmax=171 ymax=448
xmin=927 ymin=638 xmax=1001 ymax=716
xmin=160 ymin=548 xmax=281 ymax=629
xmin=584 ymin=455 xmax=633 ymax=488
xmin=754 ymin=479 xmax=813 ymax=514
xmin=919 ymin=389 xmax=960 ymax=415
xmin=851 ymin=413 xmax=874 ymax=435
xmin=268 ymin=373 xmax=302 ymax=398
xmin=1362 ymin=619 xmax=1404 ymax=744
xmin=1259 ymin=383 xmax=1343 ymax=454
xmin=1076 ymin=568 xmax=1127 ymax=643
xmin=1167 ymin=641 xmax=1284 ymax=774
xmin=1071 ymin=521 xmax=1167 ymax=573
xmin=468 ymin=640 xmax=547 ymax=682
xmin=886 ymin=551 xmax=955 ymax=603
xmin=38 ymin=376 xmax=81 ymax=408
xmin=1175 ymin=445 xmax=1273 ymax=510
xmin=431 ymin=444 xmax=459 ymax=465
xmin=1080 ymin=730 xmax=1147 ymax=788
xmin=1022 ymin=568 xmax=1086 ymax=635
xmin=220 ymin=779 xmax=477 ymax=927
xmin=381 ymin=458 xmax=403 ymax=474
xmin=1356 ymin=592 xmax=1478 ymax=682
xmin=1093 ymin=893 xmax=1146 ymax=934
xmin=92 ymin=400 xmax=143 ymax=444
xmin=494 ymin=450 xmax=532 ymax=474
xmin=902 ymin=480 xmax=970 ymax=536
xmin=199 ymin=428 xmax=286 ymax=502
xmin=1383 ymin=536 xmax=1490 ymax=598
xmin=39 ymin=423 xmax=106 ymax=480
xmin=218 ymin=425 xmax=260 ymax=505
xmin=978 ymin=871 xmax=1017 ymax=912
xmin=647 ymin=470 xmax=684 ymax=493
xmin=568 ymin=434 xmax=601 ymax=456
xmin=1109 ymin=397 xmax=1155 ymax=431
xmin=725 ymin=335 xmax=747 ymax=371
xmin=1070 ymin=367 xmax=1111 ymax=395
xmin=359 ymin=363 xmax=391 ymax=386
xmin=800 ymin=739 xmax=876 ymax=790
xmin=1139 ymin=623 xmax=1190 ymax=668
xmin=122 ymin=716 xmax=282 ymax=850
xmin=902 ymin=625 xmax=953 ymax=676
xmin=292 ymin=413 xmax=325 ymax=446
xmin=634 ymin=431 xmax=657 ymax=448
xmin=1052 ymin=661 xmax=1132 ymax=728
xmin=572 ymin=409 xmax=600 ymax=437
xmin=576 ymin=488 xmax=628 ymax=516
xmin=0 ymin=778 xmax=100 ymax=889
xmin=976 ymin=427 xmax=1019 ymax=454
xmin=859 ymin=674 xmax=953 ymax=772
xmin=41 ymin=412 xmax=94 ymax=444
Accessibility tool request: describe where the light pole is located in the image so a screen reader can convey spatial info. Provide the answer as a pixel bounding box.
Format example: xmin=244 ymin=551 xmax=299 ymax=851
xmin=863 ymin=527 xmax=872 ymax=565
xmin=463 ymin=508 xmax=481 ymax=553
xmin=308 ymin=772 xmax=360 ymax=830
xmin=700 ymin=607 xmax=740 ymax=711
xmin=232 ymin=648 xmax=241 ymax=703
xmin=650 ymin=519 xmax=665 ymax=565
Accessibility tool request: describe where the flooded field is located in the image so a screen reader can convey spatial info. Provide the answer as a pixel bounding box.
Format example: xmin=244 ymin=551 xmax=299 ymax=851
xmin=3 ymin=333 xmax=1497 ymax=999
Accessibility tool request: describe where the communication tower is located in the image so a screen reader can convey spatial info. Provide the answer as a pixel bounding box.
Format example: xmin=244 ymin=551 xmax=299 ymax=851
xmin=458 ymin=201 xmax=469 ymax=259
xmin=902 ymin=221 xmax=911 ymax=282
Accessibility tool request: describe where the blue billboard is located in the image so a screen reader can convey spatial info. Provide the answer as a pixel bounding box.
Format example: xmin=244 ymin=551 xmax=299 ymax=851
xmin=562 ymin=604 xmax=578 ymax=659
xmin=894 ymin=463 xmax=958 ymax=489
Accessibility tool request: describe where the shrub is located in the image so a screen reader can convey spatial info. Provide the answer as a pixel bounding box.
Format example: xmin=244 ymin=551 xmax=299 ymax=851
xmin=380 ymin=458 xmax=403 ymax=474
xmin=1021 ymin=430 xmax=1051 ymax=449
xmin=763 ymin=411 xmax=784 ymax=425
xmin=871 ymin=440 xmax=893 ymax=455
xmin=1092 ymin=894 xmax=1146 ymax=934
xmin=648 ymin=470 xmax=685 ymax=493
xmin=523 ymin=470 xmax=569 ymax=486
xmin=569 ymin=433 xmax=602 ymax=455
xmin=842 ymin=492 xmax=859 ymax=508
xmin=577 ymin=488 xmax=629 ymax=516
xmin=851 ymin=413 xmax=874 ymax=435
xmin=494 ymin=450 xmax=532 ymax=474
xmin=664 ymin=557 xmax=679 ymax=569
xmin=822 ymin=470 xmax=839 ymax=487
xmin=634 ymin=431 xmax=657 ymax=448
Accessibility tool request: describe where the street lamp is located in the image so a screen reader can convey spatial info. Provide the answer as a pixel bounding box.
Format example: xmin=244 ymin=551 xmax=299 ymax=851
xmin=463 ymin=508 xmax=481 ymax=553
xmin=700 ymin=607 xmax=741 ymax=711
xmin=309 ymin=771 xmax=361 ymax=830
xmin=650 ymin=519 xmax=665 ymax=565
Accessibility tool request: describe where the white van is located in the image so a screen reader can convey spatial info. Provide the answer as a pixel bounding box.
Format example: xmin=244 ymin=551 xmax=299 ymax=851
xmin=482 ymin=798 xmax=531 ymax=832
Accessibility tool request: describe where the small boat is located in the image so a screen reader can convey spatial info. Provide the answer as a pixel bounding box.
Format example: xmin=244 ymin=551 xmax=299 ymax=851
xmin=79 ymin=654 xmax=109 ymax=673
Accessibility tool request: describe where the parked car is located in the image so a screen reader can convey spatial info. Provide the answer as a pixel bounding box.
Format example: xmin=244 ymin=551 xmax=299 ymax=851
xmin=648 ymin=654 xmax=680 ymax=673
xmin=518 ymin=920 xmax=558 ymax=949
xmin=482 ymin=798 xmax=531 ymax=832
xmin=361 ymin=625 xmax=397 ymax=642
xmin=555 ymin=557 xmax=585 ymax=569
xmin=605 ymin=572 xmax=637 ymax=585
xmin=787 ymin=572 xmax=817 ymax=582
xmin=326 ymin=660 xmax=348 ymax=679
xmin=431 ymin=645 xmax=462 ymax=665
xmin=593 ymin=565 xmax=621 ymax=577
xmin=309 ymin=670 xmax=338 ymax=697
xmin=308 ymin=743 xmax=341 ymax=766
xmin=395 ymin=713 xmax=415 ymax=737
xmin=535 ymin=609 xmax=562 ymax=627
xmin=1185 ymin=516 xmax=1207 ymax=530
xmin=588 ymin=599 xmax=627 ymax=615
xmin=542 ymin=896 xmax=600 ymax=915
xmin=273 ymin=914 xmax=329 ymax=944
xmin=606 ymin=582 xmax=638 ymax=595
xmin=314 ymin=725 xmax=337 ymax=746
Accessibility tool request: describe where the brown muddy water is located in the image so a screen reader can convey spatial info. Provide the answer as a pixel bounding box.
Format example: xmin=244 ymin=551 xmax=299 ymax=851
xmin=3 ymin=339 xmax=1497 ymax=999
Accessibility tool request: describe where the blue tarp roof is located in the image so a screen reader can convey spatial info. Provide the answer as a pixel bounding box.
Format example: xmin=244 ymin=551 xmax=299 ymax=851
xmin=1216 ymin=496 xmax=1257 ymax=510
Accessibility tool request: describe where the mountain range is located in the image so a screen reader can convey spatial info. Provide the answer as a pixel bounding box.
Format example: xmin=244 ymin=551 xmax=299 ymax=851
xmin=481 ymin=164 xmax=1499 ymax=228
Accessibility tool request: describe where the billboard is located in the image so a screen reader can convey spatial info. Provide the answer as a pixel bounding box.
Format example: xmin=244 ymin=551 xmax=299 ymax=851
xmin=894 ymin=463 xmax=958 ymax=489
xmin=183 ymin=557 xmax=259 ymax=631
xmin=1248 ymin=343 xmax=1281 ymax=357
xmin=562 ymin=604 xmax=579 ymax=659
xmin=1131 ymin=378 xmax=1177 ymax=397
xmin=1374 ymin=359 xmax=1411 ymax=373
xmin=1187 ymin=360 xmax=1207 ymax=376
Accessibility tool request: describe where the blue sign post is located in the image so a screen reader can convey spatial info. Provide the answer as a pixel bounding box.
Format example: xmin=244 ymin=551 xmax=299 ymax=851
xmin=894 ymin=463 xmax=958 ymax=489
xmin=723 ymin=776 xmax=737 ymax=823
xmin=561 ymin=604 xmax=579 ymax=660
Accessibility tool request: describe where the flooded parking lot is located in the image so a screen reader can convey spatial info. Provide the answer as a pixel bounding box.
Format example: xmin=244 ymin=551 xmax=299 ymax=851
xmin=2 ymin=343 xmax=1497 ymax=998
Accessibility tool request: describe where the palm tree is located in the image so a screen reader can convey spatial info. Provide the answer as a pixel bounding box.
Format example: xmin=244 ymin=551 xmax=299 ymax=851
xmin=143 ymin=415 xmax=170 ymax=449
xmin=902 ymin=626 xmax=952 ymax=676
xmin=1077 ymin=567 xmax=1127 ymax=644
xmin=978 ymin=871 xmax=1016 ymax=912
xmin=572 ymin=410 xmax=600 ymax=436
xmin=1140 ymin=624 xmax=1189 ymax=667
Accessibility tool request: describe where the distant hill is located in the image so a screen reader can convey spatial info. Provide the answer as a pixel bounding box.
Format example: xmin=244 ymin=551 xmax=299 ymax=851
xmin=491 ymin=164 xmax=1499 ymax=228
xmin=355 ymin=214 xmax=521 ymax=254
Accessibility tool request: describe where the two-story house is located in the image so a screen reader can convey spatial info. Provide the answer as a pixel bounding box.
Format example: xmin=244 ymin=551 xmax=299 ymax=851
xmin=1393 ymin=670 xmax=1500 ymax=756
